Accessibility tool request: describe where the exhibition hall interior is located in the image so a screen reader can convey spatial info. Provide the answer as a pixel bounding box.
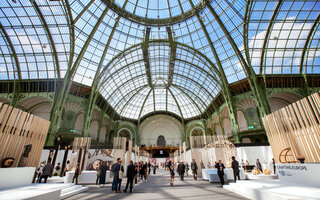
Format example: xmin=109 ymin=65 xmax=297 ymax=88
xmin=0 ymin=0 xmax=319 ymax=199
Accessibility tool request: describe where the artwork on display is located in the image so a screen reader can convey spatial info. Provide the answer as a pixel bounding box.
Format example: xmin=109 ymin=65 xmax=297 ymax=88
xmin=151 ymin=158 xmax=157 ymax=164
xmin=86 ymin=149 xmax=114 ymax=170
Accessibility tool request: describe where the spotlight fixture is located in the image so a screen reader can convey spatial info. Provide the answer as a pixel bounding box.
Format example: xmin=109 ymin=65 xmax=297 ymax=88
xmin=12 ymin=0 xmax=17 ymax=3
xmin=42 ymin=44 xmax=47 ymax=49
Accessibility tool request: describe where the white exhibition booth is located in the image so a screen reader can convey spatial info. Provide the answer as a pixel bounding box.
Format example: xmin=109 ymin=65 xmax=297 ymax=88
xmin=202 ymin=168 xmax=246 ymax=182
xmin=276 ymin=163 xmax=320 ymax=187
xmin=65 ymin=170 xmax=111 ymax=184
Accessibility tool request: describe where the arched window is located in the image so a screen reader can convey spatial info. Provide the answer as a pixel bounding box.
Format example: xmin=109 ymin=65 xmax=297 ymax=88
xmin=157 ymin=135 xmax=166 ymax=147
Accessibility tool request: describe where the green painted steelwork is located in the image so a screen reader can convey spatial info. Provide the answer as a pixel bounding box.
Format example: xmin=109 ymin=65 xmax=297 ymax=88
xmin=206 ymin=0 xmax=271 ymax=121
xmin=31 ymin=1 xmax=61 ymax=79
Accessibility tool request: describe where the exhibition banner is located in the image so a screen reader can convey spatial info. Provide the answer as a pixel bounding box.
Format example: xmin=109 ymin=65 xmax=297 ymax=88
xmin=276 ymin=163 xmax=320 ymax=187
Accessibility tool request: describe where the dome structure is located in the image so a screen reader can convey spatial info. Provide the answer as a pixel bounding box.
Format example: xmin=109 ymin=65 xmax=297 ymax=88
xmin=0 ymin=0 xmax=319 ymax=122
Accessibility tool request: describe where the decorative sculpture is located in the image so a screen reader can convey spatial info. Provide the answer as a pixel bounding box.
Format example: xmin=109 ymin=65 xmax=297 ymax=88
xmin=206 ymin=140 xmax=237 ymax=168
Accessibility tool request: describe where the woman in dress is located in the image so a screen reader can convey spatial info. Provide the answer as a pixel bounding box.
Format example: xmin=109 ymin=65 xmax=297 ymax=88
xmin=168 ymin=161 xmax=175 ymax=186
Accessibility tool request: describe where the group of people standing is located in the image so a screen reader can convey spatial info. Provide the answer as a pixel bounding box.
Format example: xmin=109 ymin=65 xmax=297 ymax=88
xmin=166 ymin=157 xmax=243 ymax=187
xmin=36 ymin=160 xmax=72 ymax=183
xmin=108 ymin=159 xmax=158 ymax=193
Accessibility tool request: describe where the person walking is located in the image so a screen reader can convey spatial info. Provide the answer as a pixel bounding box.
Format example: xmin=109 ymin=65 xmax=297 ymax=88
xmin=99 ymin=161 xmax=107 ymax=188
xmin=215 ymin=160 xmax=225 ymax=185
xmin=245 ymin=160 xmax=249 ymax=171
xmin=36 ymin=161 xmax=45 ymax=183
xmin=124 ymin=161 xmax=135 ymax=193
xmin=153 ymin=163 xmax=157 ymax=174
xmin=72 ymin=163 xmax=81 ymax=185
xmin=148 ymin=162 xmax=151 ymax=174
xmin=117 ymin=163 xmax=124 ymax=193
xmin=111 ymin=158 xmax=121 ymax=193
xmin=96 ymin=161 xmax=102 ymax=186
xmin=39 ymin=161 xmax=53 ymax=183
xmin=272 ymin=158 xmax=276 ymax=174
xmin=168 ymin=161 xmax=175 ymax=186
xmin=54 ymin=163 xmax=61 ymax=176
xmin=240 ymin=159 xmax=244 ymax=169
xmin=177 ymin=161 xmax=185 ymax=181
xmin=256 ymin=158 xmax=262 ymax=171
xmin=134 ymin=162 xmax=138 ymax=185
xmin=191 ymin=159 xmax=198 ymax=180
xmin=231 ymin=156 xmax=240 ymax=182
xmin=139 ymin=162 xmax=144 ymax=181
xmin=144 ymin=162 xmax=148 ymax=182
xmin=185 ymin=162 xmax=189 ymax=176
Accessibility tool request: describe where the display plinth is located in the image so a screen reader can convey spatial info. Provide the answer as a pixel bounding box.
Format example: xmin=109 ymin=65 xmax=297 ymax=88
xmin=0 ymin=167 xmax=35 ymax=190
xmin=202 ymin=168 xmax=245 ymax=180
xmin=65 ymin=170 xmax=110 ymax=184
xmin=276 ymin=163 xmax=320 ymax=187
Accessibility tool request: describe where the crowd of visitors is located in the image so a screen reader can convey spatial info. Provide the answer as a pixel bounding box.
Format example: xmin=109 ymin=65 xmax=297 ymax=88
xmin=36 ymin=154 xmax=276 ymax=192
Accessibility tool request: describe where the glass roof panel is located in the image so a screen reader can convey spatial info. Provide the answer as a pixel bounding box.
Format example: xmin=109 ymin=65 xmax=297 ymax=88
xmin=0 ymin=0 xmax=319 ymax=121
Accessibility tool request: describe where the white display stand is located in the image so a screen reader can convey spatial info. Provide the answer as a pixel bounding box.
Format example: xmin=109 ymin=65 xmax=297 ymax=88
xmin=276 ymin=163 xmax=320 ymax=187
xmin=245 ymin=173 xmax=278 ymax=180
xmin=65 ymin=170 xmax=110 ymax=184
xmin=0 ymin=167 xmax=35 ymax=190
xmin=202 ymin=168 xmax=245 ymax=180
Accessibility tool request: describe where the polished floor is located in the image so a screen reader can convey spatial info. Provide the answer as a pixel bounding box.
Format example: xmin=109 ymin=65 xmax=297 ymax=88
xmin=65 ymin=169 xmax=248 ymax=200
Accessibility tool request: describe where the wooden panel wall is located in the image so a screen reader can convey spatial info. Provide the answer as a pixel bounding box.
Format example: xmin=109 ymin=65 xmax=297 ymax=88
xmin=70 ymin=137 xmax=91 ymax=170
xmin=112 ymin=137 xmax=126 ymax=163
xmin=263 ymin=93 xmax=320 ymax=163
xmin=0 ymin=102 xmax=50 ymax=167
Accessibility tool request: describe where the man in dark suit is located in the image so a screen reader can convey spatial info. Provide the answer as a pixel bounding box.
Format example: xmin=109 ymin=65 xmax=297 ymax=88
xmin=191 ymin=159 xmax=198 ymax=180
xmin=124 ymin=160 xmax=135 ymax=193
xmin=112 ymin=158 xmax=121 ymax=193
xmin=231 ymin=156 xmax=240 ymax=182
xmin=215 ymin=160 xmax=225 ymax=185
xmin=177 ymin=161 xmax=185 ymax=181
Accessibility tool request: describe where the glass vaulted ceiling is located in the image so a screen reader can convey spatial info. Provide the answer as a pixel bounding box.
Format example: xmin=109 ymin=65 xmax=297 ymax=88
xmin=0 ymin=0 xmax=319 ymax=120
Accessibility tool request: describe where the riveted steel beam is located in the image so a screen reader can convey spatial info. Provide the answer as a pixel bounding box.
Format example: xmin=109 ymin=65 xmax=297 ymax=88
xmin=172 ymin=85 xmax=207 ymax=118
xmin=142 ymin=27 xmax=152 ymax=87
xmin=100 ymin=39 xmax=221 ymax=77
xmin=260 ymin=0 xmax=283 ymax=74
xmin=168 ymin=87 xmax=184 ymax=119
xmin=118 ymin=85 xmax=150 ymax=115
xmin=31 ymin=1 xmax=61 ymax=79
xmin=190 ymin=0 xmax=240 ymax=142
xmin=73 ymin=0 xmax=96 ymax=25
xmin=0 ymin=23 xmax=21 ymax=107
xmin=0 ymin=23 xmax=21 ymax=79
xmin=137 ymin=88 xmax=153 ymax=123
xmin=82 ymin=16 xmax=122 ymax=137
xmin=206 ymin=0 xmax=271 ymax=118
xmin=46 ymin=0 xmax=75 ymax=145
xmin=47 ymin=2 xmax=108 ymax=145
xmin=243 ymin=0 xmax=254 ymax=67
xmin=300 ymin=13 xmax=320 ymax=74
xmin=101 ymin=0 xmax=208 ymax=26
xmin=167 ymin=26 xmax=177 ymax=87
